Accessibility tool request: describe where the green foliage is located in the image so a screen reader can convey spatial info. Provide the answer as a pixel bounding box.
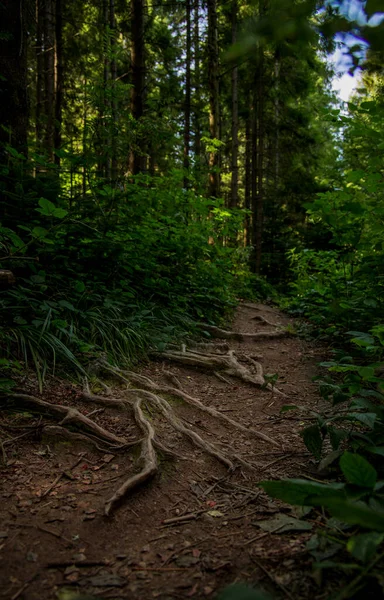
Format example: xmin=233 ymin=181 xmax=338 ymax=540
xmin=0 ymin=151 xmax=264 ymax=385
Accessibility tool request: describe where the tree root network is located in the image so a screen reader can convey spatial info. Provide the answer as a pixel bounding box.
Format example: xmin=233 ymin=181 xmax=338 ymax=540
xmin=1 ymin=323 xmax=288 ymax=516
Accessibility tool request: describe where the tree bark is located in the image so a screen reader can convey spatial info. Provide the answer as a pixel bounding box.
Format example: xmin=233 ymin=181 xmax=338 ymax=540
xmin=193 ymin=0 xmax=201 ymax=162
xmin=54 ymin=0 xmax=63 ymax=164
xmin=44 ymin=0 xmax=56 ymax=161
xmin=183 ymin=0 xmax=191 ymax=188
xmin=0 ymin=0 xmax=30 ymax=155
xmin=254 ymin=47 xmax=264 ymax=274
xmin=110 ymin=0 xmax=118 ymax=180
xmin=244 ymin=115 xmax=251 ymax=247
xmin=229 ymin=0 xmax=239 ymax=209
xmin=130 ymin=0 xmax=146 ymax=174
xmin=207 ymin=0 xmax=220 ymax=198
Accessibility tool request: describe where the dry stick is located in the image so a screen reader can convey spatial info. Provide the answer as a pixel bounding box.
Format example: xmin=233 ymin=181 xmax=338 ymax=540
xmin=162 ymin=508 xmax=207 ymax=525
xmin=107 ymin=364 xmax=280 ymax=447
xmin=6 ymin=393 xmax=126 ymax=446
xmin=104 ymin=397 xmax=158 ymax=516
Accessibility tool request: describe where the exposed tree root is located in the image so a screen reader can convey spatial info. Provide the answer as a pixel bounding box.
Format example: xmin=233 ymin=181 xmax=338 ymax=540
xmin=104 ymin=397 xmax=158 ymax=516
xmin=2 ymin=393 xmax=127 ymax=446
xmin=42 ymin=425 xmax=131 ymax=452
xmin=102 ymin=363 xmax=280 ymax=447
xmin=196 ymin=323 xmax=289 ymax=341
xmin=2 ymin=310 xmax=288 ymax=514
xmin=251 ymin=315 xmax=279 ymax=327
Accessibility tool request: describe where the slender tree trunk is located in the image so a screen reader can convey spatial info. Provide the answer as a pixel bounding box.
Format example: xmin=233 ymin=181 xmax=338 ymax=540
xmin=251 ymin=87 xmax=257 ymax=263
xmin=193 ymin=0 xmax=201 ymax=162
xmin=0 ymin=0 xmax=29 ymax=155
xmin=130 ymin=0 xmax=146 ymax=174
xmin=244 ymin=115 xmax=251 ymax=247
xmin=110 ymin=0 xmax=118 ymax=180
xmin=207 ymin=0 xmax=220 ymax=198
xmin=54 ymin=0 xmax=63 ymax=164
xmin=103 ymin=0 xmax=111 ymax=179
xmin=254 ymin=48 xmax=264 ymax=274
xmin=183 ymin=0 xmax=191 ymax=188
xmin=44 ymin=0 xmax=55 ymax=161
xmin=36 ymin=0 xmax=44 ymax=151
xmin=229 ymin=0 xmax=238 ymax=209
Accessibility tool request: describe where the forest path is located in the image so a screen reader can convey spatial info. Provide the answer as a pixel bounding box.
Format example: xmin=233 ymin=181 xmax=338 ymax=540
xmin=0 ymin=303 xmax=325 ymax=600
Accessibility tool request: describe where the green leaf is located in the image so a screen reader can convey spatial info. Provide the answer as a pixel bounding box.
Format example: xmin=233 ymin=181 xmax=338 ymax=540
xmin=75 ymin=281 xmax=85 ymax=293
xmin=259 ymin=479 xmax=345 ymax=506
xmin=31 ymin=226 xmax=49 ymax=239
xmin=323 ymin=498 xmax=384 ymax=531
xmin=53 ymin=207 xmax=68 ymax=219
xmin=340 ymin=452 xmax=377 ymax=488
xmin=347 ymin=412 xmax=376 ymax=429
xmin=255 ymin=513 xmax=312 ymax=533
xmin=301 ymin=424 xmax=323 ymax=460
xmin=328 ymin=427 xmax=349 ymax=450
xmin=347 ymin=532 xmax=384 ymax=563
xmin=36 ymin=197 xmax=56 ymax=216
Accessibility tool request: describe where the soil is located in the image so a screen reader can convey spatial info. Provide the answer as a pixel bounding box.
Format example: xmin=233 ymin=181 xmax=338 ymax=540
xmin=0 ymin=303 xmax=329 ymax=600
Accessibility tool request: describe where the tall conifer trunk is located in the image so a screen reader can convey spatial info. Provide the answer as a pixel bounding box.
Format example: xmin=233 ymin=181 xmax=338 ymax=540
xmin=44 ymin=0 xmax=56 ymax=161
xmin=253 ymin=47 xmax=264 ymax=274
xmin=229 ymin=0 xmax=238 ymax=209
xmin=244 ymin=115 xmax=251 ymax=247
xmin=36 ymin=0 xmax=44 ymax=151
xmin=110 ymin=0 xmax=118 ymax=180
xmin=207 ymin=0 xmax=220 ymax=198
xmin=103 ymin=0 xmax=111 ymax=179
xmin=193 ymin=0 xmax=201 ymax=165
xmin=130 ymin=0 xmax=146 ymax=174
xmin=183 ymin=0 xmax=191 ymax=188
xmin=54 ymin=0 xmax=63 ymax=164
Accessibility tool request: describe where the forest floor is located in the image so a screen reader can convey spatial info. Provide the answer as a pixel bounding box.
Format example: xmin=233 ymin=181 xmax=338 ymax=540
xmin=0 ymin=303 xmax=331 ymax=600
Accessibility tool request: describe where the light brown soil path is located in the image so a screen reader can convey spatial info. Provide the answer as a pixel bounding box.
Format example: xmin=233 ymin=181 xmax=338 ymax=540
xmin=0 ymin=304 xmax=326 ymax=600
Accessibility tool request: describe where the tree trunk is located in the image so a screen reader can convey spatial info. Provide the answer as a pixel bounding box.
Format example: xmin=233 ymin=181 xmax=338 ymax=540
xmin=193 ymin=0 xmax=201 ymax=162
xmin=229 ymin=0 xmax=238 ymax=209
xmin=44 ymin=0 xmax=56 ymax=161
xmin=103 ymin=0 xmax=111 ymax=179
xmin=207 ymin=0 xmax=220 ymax=198
xmin=183 ymin=0 xmax=191 ymax=189
xmin=254 ymin=48 xmax=264 ymax=274
xmin=130 ymin=0 xmax=146 ymax=174
xmin=36 ymin=0 xmax=44 ymax=151
xmin=110 ymin=0 xmax=118 ymax=180
xmin=244 ymin=115 xmax=251 ymax=247
xmin=0 ymin=0 xmax=30 ymax=155
xmin=54 ymin=0 xmax=63 ymax=164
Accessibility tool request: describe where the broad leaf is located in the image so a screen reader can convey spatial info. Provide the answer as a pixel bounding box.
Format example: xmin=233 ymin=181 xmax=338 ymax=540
xmin=347 ymin=532 xmax=384 ymax=563
xmin=301 ymin=424 xmax=323 ymax=459
xmin=340 ymin=452 xmax=377 ymax=488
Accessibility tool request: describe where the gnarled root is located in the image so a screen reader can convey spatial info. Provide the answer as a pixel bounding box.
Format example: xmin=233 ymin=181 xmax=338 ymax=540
xmin=104 ymin=397 xmax=158 ymax=516
xmin=103 ymin=363 xmax=280 ymax=447
xmin=2 ymin=393 xmax=127 ymax=446
xmin=196 ymin=323 xmax=289 ymax=341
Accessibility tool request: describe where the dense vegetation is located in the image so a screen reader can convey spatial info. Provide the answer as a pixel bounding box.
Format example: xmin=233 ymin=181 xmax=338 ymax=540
xmin=1 ymin=0 xmax=384 ymax=596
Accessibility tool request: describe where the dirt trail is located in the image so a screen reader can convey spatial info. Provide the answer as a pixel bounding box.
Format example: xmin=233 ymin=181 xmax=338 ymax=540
xmin=0 ymin=304 xmax=325 ymax=600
